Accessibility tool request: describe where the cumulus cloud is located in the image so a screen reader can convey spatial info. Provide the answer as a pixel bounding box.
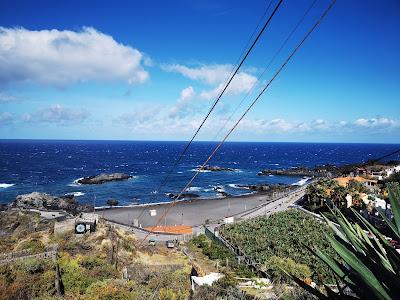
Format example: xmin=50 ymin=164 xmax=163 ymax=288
xmin=0 ymin=27 xmax=149 ymax=87
xmin=0 ymin=92 xmax=18 ymax=103
xmin=240 ymin=118 xmax=312 ymax=133
xmin=23 ymin=104 xmax=89 ymax=125
xmin=162 ymin=63 xmax=258 ymax=99
xmin=169 ymin=86 xmax=196 ymax=118
xmin=118 ymin=105 xmax=162 ymax=126
xmin=0 ymin=112 xmax=14 ymax=125
xmin=354 ymin=117 xmax=396 ymax=128
xmin=114 ymin=107 xmax=400 ymax=139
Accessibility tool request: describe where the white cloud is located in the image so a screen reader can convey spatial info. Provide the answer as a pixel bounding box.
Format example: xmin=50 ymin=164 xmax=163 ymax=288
xmin=199 ymin=72 xmax=257 ymax=100
xmin=162 ymin=63 xmax=258 ymax=99
xmin=311 ymin=119 xmax=329 ymax=129
xmin=118 ymin=104 xmax=162 ymax=126
xmin=0 ymin=92 xmax=18 ymax=103
xmin=162 ymin=64 xmax=230 ymax=85
xmin=113 ymin=109 xmax=400 ymax=139
xmin=23 ymin=104 xmax=89 ymax=125
xmin=240 ymin=118 xmax=312 ymax=133
xmin=0 ymin=112 xmax=14 ymax=124
xmin=169 ymin=86 xmax=196 ymax=118
xmin=354 ymin=117 xmax=396 ymax=128
xmin=0 ymin=27 xmax=149 ymax=87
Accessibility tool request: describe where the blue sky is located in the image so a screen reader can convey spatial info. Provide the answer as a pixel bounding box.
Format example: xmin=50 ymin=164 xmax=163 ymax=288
xmin=0 ymin=0 xmax=399 ymax=142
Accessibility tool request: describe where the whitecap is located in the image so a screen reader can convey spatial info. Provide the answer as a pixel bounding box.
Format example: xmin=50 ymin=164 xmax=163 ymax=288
xmin=292 ymin=177 xmax=311 ymax=186
xmin=190 ymin=168 xmax=211 ymax=173
xmin=186 ymin=186 xmax=202 ymax=192
xmin=0 ymin=183 xmax=15 ymax=189
xmin=68 ymin=177 xmax=83 ymax=187
xmin=228 ymin=183 xmax=239 ymax=188
xmin=65 ymin=192 xmax=85 ymax=197
xmin=177 ymin=171 xmax=183 ymax=174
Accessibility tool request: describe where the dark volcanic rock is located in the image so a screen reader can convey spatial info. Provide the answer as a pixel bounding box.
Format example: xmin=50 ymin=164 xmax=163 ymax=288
xmin=258 ymin=166 xmax=315 ymax=177
xmin=213 ymin=186 xmax=230 ymax=197
xmin=77 ymin=173 xmax=132 ymax=185
xmin=166 ymin=193 xmax=200 ymax=200
xmin=237 ymin=184 xmax=271 ymax=191
xmin=202 ymin=165 xmax=235 ymax=172
xmin=12 ymin=192 xmax=92 ymax=215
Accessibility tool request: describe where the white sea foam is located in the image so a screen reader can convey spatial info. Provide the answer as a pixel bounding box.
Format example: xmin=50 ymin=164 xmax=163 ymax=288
xmin=186 ymin=186 xmax=202 ymax=192
xmin=65 ymin=192 xmax=85 ymax=197
xmin=68 ymin=177 xmax=84 ymax=187
xmin=177 ymin=171 xmax=183 ymax=174
xmin=292 ymin=177 xmax=311 ymax=186
xmin=0 ymin=183 xmax=15 ymax=189
xmin=190 ymin=168 xmax=211 ymax=173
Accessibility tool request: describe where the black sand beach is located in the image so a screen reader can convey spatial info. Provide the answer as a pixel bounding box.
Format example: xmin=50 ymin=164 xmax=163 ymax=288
xmin=99 ymin=190 xmax=292 ymax=228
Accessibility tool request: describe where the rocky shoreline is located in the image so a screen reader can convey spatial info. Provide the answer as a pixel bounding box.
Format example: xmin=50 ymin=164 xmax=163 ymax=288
xmin=10 ymin=192 xmax=93 ymax=215
xmin=258 ymin=166 xmax=333 ymax=177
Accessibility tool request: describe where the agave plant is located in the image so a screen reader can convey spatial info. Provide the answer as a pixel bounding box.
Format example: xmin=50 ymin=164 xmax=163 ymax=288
xmin=287 ymin=183 xmax=400 ymax=300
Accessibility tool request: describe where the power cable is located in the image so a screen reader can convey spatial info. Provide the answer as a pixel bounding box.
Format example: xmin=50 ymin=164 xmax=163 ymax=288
xmin=212 ymin=0 xmax=318 ymax=141
xmin=139 ymin=0 xmax=337 ymax=246
xmin=135 ymin=0 xmax=283 ymax=223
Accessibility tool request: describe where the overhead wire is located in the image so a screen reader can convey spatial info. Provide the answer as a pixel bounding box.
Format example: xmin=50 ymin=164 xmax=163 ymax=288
xmin=139 ymin=0 xmax=337 ymax=246
xmin=135 ymin=0 xmax=283 ymax=223
xmin=211 ymin=0 xmax=318 ymax=141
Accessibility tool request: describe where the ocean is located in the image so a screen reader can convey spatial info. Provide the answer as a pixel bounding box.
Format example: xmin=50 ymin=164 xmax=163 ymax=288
xmin=0 ymin=140 xmax=399 ymax=207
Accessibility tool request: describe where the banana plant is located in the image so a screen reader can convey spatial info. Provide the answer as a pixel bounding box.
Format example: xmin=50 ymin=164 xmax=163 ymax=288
xmin=287 ymin=183 xmax=400 ymax=300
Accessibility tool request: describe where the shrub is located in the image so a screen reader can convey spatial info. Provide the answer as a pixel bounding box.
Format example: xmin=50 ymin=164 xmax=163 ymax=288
xmin=15 ymin=238 xmax=45 ymax=253
xmin=266 ymin=256 xmax=311 ymax=283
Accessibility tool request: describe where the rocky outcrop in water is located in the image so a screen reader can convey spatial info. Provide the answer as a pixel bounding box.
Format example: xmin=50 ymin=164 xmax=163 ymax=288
xmin=77 ymin=173 xmax=132 ymax=184
xmin=213 ymin=186 xmax=230 ymax=197
xmin=166 ymin=193 xmax=200 ymax=200
xmin=12 ymin=192 xmax=92 ymax=215
xmin=203 ymin=165 xmax=235 ymax=172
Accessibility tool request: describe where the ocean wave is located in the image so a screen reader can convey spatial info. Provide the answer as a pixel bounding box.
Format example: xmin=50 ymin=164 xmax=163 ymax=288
xmin=228 ymin=183 xmax=240 ymax=189
xmin=190 ymin=168 xmax=211 ymax=173
xmin=0 ymin=183 xmax=15 ymax=189
xmin=65 ymin=192 xmax=85 ymax=197
xmin=68 ymin=177 xmax=84 ymax=187
xmin=291 ymin=177 xmax=311 ymax=186
xmin=186 ymin=186 xmax=202 ymax=192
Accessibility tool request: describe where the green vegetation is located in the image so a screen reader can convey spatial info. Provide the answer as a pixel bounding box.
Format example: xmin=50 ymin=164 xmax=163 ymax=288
xmin=266 ymin=256 xmax=311 ymax=283
xmin=191 ymin=234 xmax=233 ymax=261
xmin=190 ymin=234 xmax=255 ymax=278
xmin=291 ymin=183 xmax=400 ymax=299
xmin=305 ymin=178 xmax=367 ymax=212
xmin=220 ymin=209 xmax=340 ymax=283
xmin=0 ymin=259 xmax=56 ymax=300
xmin=385 ymin=171 xmax=400 ymax=184
xmin=0 ymin=218 xmax=191 ymax=300
xmin=192 ymin=274 xmax=253 ymax=300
